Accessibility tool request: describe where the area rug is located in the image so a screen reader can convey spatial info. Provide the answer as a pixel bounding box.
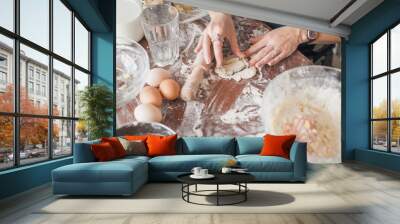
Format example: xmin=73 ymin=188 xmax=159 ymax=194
xmin=38 ymin=183 xmax=362 ymax=214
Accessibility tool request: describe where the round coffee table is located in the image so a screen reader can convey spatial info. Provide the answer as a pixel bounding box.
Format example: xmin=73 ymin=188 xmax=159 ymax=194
xmin=177 ymin=173 xmax=255 ymax=206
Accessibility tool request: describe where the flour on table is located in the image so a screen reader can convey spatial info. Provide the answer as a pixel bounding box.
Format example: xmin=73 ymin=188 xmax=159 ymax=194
xmin=214 ymin=56 xmax=257 ymax=81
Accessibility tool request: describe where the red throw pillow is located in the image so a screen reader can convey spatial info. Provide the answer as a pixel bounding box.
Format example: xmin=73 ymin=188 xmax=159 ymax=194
xmin=91 ymin=142 xmax=117 ymax=161
xmin=260 ymin=134 xmax=296 ymax=159
xmin=146 ymin=135 xmax=177 ymax=157
xmin=101 ymin=137 xmax=126 ymax=158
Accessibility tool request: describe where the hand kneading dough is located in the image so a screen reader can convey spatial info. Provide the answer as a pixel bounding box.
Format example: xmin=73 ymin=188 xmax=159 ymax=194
xmin=214 ymin=56 xmax=257 ymax=81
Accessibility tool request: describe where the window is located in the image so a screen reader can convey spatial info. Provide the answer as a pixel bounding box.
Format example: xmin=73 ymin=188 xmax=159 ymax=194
xmin=53 ymin=0 xmax=72 ymax=60
xmin=53 ymin=59 xmax=72 ymax=117
xmin=42 ymin=85 xmax=46 ymax=97
xmin=0 ymin=0 xmax=14 ymax=32
xmin=0 ymin=0 xmax=91 ymax=170
xmin=75 ymin=18 xmax=90 ymax=70
xmin=28 ymin=81 xmax=34 ymax=94
xmin=371 ymin=23 xmax=400 ymax=154
xmin=35 ymin=84 xmax=40 ymax=95
xmin=35 ymin=70 xmax=41 ymax=81
xmin=0 ymin=54 xmax=7 ymax=87
xmin=0 ymin=35 xmax=13 ymax=112
xmin=20 ymin=0 xmax=49 ymax=49
xmin=0 ymin=72 xmax=7 ymax=84
xmin=28 ymin=67 xmax=34 ymax=80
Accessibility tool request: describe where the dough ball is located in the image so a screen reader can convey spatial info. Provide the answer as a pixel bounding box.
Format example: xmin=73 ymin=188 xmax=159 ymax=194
xmin=134 ymin=103 xmax=162 ymax=123
xmin=139 ymin=86 xmax=162 ymax=107
xmin=146 ymin=68 xmax=171 ymax=87
xmin=159 ymin=79 xmax=181 ymax=100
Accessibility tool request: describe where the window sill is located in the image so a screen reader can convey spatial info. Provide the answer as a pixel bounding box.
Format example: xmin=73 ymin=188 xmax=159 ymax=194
xmin=0 ymin=156 xmax=72 ymax=176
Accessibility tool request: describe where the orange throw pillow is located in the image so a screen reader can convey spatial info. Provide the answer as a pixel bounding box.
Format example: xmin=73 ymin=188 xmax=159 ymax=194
xmin=260 ymin=134 xmax=296 ymax=159
xmin=101 ymin=137 xmax=126 ymax=158
xmin=146 ymin=135 xmax=177 ymax=157
xmin=124 ymin=135 xmax=148 ymax=141
xmin=91 ymin=142 xmax=117 ymax=161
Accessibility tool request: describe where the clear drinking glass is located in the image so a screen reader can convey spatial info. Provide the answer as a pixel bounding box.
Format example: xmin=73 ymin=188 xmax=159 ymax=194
xmin=141 ymin=4 xmax=180 ymax=66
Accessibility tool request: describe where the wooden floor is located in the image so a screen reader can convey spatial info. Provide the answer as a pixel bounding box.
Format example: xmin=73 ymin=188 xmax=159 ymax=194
xmin=1 ymin=162 xmax=400 ymax=224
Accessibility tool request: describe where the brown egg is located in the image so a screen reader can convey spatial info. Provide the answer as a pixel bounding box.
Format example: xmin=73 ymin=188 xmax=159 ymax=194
xmin=159 ymin=79 xmax=181 ymax=100
xmin=146 ymin=68 xmax=171 ymax=87
xmin=139 ymin=86 xmax=162 ymax=107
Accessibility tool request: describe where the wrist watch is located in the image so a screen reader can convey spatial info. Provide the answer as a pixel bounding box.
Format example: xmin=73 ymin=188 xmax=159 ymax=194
xmin=306 ymin=30 xmax=319 ymax=43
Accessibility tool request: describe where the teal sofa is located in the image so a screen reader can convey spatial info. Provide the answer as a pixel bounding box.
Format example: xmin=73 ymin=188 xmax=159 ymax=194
xmin=52 ymin=137 xmax=307 ymax=196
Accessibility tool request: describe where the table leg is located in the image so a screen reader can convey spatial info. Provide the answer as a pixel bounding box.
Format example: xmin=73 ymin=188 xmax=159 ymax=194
xmin=217 ymin=184 xmax=219 ymax=206
xmin=195 ymin=184 xmax=197 ymax=192
xmin=245 ymin=183 xmax=247 ymax=201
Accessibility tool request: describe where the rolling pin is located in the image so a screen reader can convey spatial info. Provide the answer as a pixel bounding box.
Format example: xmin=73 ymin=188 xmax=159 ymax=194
xmin=180 ymin=51 xmax=211 ymax=101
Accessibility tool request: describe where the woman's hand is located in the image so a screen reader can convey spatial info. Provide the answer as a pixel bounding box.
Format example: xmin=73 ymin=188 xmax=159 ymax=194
xmin=194 ymin=12 xmax=244 ymax=67
xmin=245 ymin=27 xmax=308 ymax=68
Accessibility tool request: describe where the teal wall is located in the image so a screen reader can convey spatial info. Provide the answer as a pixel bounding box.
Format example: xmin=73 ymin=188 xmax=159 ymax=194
xmin=343 ymin=0 xmax=400 ymax=170
xmin=0 ymin=0 xmax=116 ymax=200
xmin=91 ymin=0 xmax=116 ymax=135
xmin=0 ymin=158 xmax=72 ymax=199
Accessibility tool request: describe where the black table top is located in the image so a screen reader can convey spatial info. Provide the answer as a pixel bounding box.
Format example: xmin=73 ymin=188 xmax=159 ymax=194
xmin=177 ymin=172 xmax=255 ymax=185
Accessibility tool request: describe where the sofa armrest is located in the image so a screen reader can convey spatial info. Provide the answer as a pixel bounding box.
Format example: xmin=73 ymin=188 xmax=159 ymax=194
xmin=289 ymin=142 xmax=307 ymax=181
xmin=73 ymin=140 xmax=100 ymax=163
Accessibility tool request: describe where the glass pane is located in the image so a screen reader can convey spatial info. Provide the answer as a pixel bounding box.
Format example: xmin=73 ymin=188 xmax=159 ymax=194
xmin=0 ymin=116 xmax=13 ymax=170
xmin=74 ymin=18 xmax=89 ymax=69
xmin=391 ymin=72 xmax=400 ymax=118
xmin=391 ymin=24 xmax=400 ymax=70
xmin=53 ymin=119 xmax=72 ymax=157
xmin=75 ymin=120 xmax=88 ymax=143
xmin=372 ymin=33 xmax=387 ymax=76
xmin=20 ymin=44 xmax=49 ymax=115
xmin=0 ymin=35 xmax=14 ymax=112
xmin=53 ymin=0 xmax=72 ymax=60
xmin=20 ymin=117 xmax=49 ymax=165
xmin=372 ymin=121 xmax=388 ymax=151
xmin=53 ymin=59 xmax=72 ymax=117
xmin=372 ymin=77 xmax=387 ymax=119
xmin=0 ymin=0 xmax=14 ymax=31
xmin=20 ymin=0 xmax=49 ymax=49
xmin=391 ymin=120 xmax=400 ymax=153
xmin=74 ymin=69 xmax=89 ymax=118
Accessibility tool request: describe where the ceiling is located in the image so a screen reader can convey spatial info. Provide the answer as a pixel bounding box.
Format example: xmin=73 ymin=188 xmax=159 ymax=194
xmin=173 ymin=0 xmax=384 ymax=37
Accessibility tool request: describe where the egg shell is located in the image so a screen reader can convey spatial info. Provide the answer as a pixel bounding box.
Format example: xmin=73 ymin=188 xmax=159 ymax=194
xmin=146 ymin=68 xmax=171 ymax=87
xmin=139 ymin=86 xmax=163 ymax=107
xmin=134 ymin=103 xmax=162 ymax=123
xmin=159 ymin=79 xmax=181 ymax=100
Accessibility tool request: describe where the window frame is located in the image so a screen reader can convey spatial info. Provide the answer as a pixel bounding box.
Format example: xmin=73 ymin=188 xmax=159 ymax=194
xmin=0 ymin=0 xmax=92 ymax=171
xmin=370 ymin=20 xmax=400 ymax=154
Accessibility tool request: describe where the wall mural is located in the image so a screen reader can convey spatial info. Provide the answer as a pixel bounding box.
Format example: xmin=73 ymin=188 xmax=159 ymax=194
xmin=116 ymin=2 xmax=342 ymax=163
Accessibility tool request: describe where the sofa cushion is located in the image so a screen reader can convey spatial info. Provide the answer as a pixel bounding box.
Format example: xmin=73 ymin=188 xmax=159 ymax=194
xmin=149 ymin=154 xmax=235 ymax=172
xmin=236 ymin=155 xmax=293 ymax=172
xmin=53 ymin=158 xmax=147 ymax=183
xmin=236 ymin=137 xmax=263 ymax=155
xmin=101 ymin=137 xmax=127 ymax=158
xmin=147 ymin=135 xmax=177 ymax=157
xmin=91 ymin=142 xmax=118 ymax=161
xmin=260 ymin=134 xmax=296 ymax=159
xmin=118 ymin=137 xmax=147 ymax=156
xmin=177 ymin=137 xmax=236 ymax=155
